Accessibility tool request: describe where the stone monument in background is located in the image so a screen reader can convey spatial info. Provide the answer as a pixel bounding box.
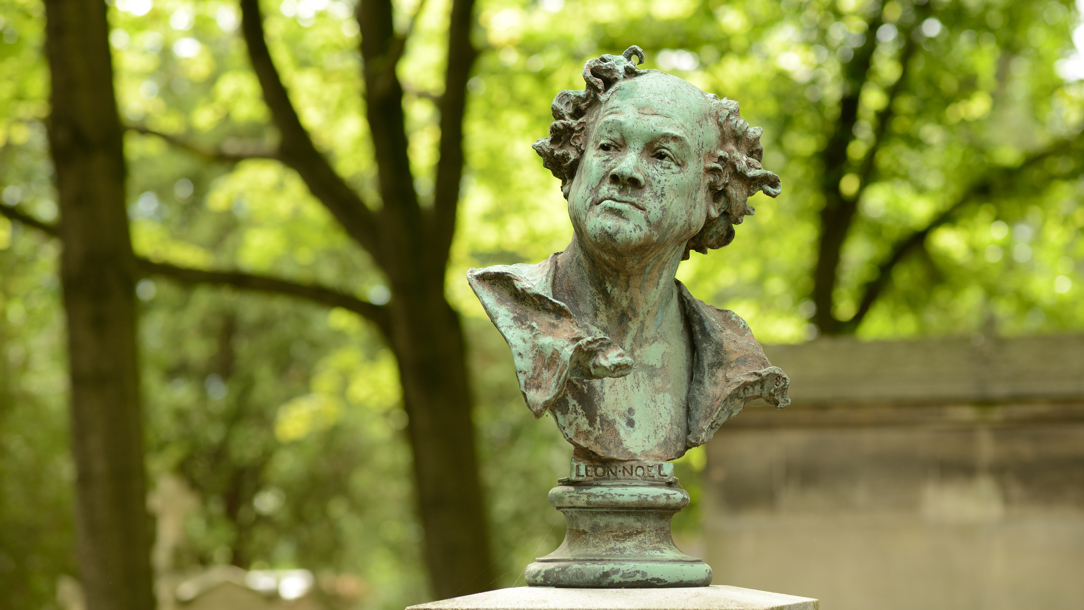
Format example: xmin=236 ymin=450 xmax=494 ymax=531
xmin=412 ymin=47 xmax=817 ymax=610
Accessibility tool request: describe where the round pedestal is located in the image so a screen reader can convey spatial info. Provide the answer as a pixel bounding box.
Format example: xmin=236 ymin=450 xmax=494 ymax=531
xmin=525 ymin=484 xmax=712 ymax=588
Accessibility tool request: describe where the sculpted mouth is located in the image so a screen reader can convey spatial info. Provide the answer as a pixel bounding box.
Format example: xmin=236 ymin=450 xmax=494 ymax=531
xmin=596 ymin=197 xmax=645 ymax=211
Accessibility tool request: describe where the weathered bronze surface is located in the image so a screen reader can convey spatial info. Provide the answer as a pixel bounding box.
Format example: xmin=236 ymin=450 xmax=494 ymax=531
xmin=525 ymin=484 xmax=708 ymax=588
xmin=468 ymin=46 xmax=790 ymax=588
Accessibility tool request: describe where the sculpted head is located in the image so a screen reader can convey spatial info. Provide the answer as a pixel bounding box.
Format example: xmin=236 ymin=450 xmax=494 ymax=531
xmin=533 ymin=46 xmax=782 ymax=260
xmin=469 ymin=46 xmax=792 ymax=471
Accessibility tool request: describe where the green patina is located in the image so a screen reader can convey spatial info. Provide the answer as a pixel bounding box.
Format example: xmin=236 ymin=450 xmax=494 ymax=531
xmin=467 ymin=46 xmax=789 ymax=588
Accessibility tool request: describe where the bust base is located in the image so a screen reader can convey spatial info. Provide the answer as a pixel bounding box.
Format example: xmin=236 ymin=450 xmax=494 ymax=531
xmin=406 ymin=586 xmax=819 ymax=610
xmin=525 ymin=560 xmax=711 ymax=588
xmin=525 ymin=483 xmax=710 ymax=588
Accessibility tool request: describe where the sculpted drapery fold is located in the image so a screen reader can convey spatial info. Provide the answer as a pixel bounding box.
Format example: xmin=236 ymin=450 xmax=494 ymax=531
xmin=468 ymin=256 xmax=789 ymax=455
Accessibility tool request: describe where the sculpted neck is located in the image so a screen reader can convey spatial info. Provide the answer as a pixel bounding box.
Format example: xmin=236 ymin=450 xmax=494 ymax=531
xmin=555 ymin=238 xmax=685 ymax=347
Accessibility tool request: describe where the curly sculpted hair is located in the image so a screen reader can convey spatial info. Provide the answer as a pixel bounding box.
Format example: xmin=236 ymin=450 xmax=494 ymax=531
xmin=533 ymin=46 xmax=782 ymax=258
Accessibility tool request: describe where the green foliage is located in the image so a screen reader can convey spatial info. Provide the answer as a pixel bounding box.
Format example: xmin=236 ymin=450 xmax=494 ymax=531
xmin=138 ymin=283 xmax=426 ymax=607
xmin=0 ymin=229 xmax=72 ymax=610
xmin=2 ymin=0 xmax=1082 ymax=608
xmin=0 ymin=4 xmax=73 ymax=605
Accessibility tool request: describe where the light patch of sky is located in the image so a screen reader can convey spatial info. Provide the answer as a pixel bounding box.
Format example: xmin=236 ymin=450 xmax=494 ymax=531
xmin=139 ymin=80 xmax=159 ymax=99
xmin=169 ymin=8 xmax=193 ymax=31
xmin=173 ymin=37 xmax=201 ymax=58
xmin=368 ymin=285 xmax=391 ymax=305
xmin=921 ymin=17 xmax=943 ymax=38
xmin=109 ymin=29 xmax=130 ymax=50
xmin=116 ymin=0 xmax=153 ymax=17
xmin=1056 ymin=0 xmax=1084 ymax=80
xmin=656 ymin=49 xmax=700 ymax=71
xmin=2 ymin=185 xmax=22 ymax=205
xmin=277 ymin=571 xmax=314 ymax=600
xmin=281 ymin=0 xmax=331 ymax=19
xmin=216 ymin=6 xmax=239 ymax=31
xmin=143 ymin=32 xmax=163 ymax=53
xmin=877 ymin=23 xmax=898 ymax=42
xmin=328 ymin=1 xmax=352 ymax=19
xmin=1055 ymin=275 xmax=1072 ymax=294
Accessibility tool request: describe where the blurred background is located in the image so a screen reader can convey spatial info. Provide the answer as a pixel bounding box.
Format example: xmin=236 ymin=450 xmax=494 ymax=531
xmin=1 ymin=0 xmax=1082 ymax=609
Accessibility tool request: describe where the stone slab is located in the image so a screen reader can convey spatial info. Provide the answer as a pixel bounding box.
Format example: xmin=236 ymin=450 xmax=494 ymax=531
xmin=705 ymin=423 xmax=1084 ymax=609
xmin=760 ymin=334 xmax=1084 ymax=406
xmin=406 ymin=586 xmax=818 ymax=610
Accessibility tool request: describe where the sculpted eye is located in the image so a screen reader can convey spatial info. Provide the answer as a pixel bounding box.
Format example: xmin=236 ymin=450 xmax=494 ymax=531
xmin=599 ymin=142 xmax=615 ymax=152
xmin=653 ymin=149 xmax=675 ymax=162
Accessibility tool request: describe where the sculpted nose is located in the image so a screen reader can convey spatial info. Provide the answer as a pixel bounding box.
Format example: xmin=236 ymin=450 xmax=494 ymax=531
xmin=609 ymin=153 xmax=644 ymax=189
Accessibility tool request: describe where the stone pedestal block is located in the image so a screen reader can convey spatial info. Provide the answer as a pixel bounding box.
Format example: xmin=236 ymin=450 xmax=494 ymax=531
xmin=406 ymin=585 xmax=818 ymax=610
xmin=525 ymin=484 xmax=711 ymax=587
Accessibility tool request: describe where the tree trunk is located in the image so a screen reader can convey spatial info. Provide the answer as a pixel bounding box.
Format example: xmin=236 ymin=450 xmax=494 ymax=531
xmin=43 ymin=1 xmax=154 ymax=609
xmin=232 ymin=0 xmax=496 ymax=596
xmin=810 ymin=7 xmax=885 ymax=336
xmin=388 ymin=278 xmax=496 ymax=599
xmin=354 ymin=0 xmax=493 ymax=596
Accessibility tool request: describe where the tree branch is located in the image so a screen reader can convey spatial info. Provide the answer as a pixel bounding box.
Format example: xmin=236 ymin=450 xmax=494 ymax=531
xmin=138 ymin=258 xmax=391 ymax=334
xmin=238 ymin=0 xmax=384 ymax=264
xmin=127 ymin=124 xmax=278 ymax=163
xmin=844 ymin=131 xmax=1084 ymax=331
xmin=430 ymin=0 xmax=478 ymax=270
xmin=0 ymin=203 xmax=60 ymax=237
xmin=401 ymin=82 xmax=442 ymax=103
xmin=1 ymin=195 xmax=393 ymax=336
xmin=853 ymin=19 xmax=921 ymax=199
xmin=357 ymin=0 xmax=427 ymax=280
xmin=384 ymin=0 xmax=429 ymax=82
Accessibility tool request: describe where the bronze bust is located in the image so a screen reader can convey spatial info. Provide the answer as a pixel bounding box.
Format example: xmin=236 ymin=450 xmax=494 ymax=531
xmin=467 ymin=46 xmax=790 ymax=588
xmin=469 ymin=47 xmax=789 ymax=464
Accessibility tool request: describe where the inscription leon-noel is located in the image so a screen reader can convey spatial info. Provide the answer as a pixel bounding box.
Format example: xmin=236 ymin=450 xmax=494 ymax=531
xmin=569 ymin=460 xmax=676 ymax=482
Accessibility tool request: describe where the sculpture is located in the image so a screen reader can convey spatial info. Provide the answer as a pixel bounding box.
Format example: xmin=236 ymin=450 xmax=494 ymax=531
xmin=468 ymin=46 xmax=790 ymax=588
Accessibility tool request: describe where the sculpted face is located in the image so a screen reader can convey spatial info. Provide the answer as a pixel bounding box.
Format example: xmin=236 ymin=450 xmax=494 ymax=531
xmin=567 ymin=73 xmax=719 ymax=262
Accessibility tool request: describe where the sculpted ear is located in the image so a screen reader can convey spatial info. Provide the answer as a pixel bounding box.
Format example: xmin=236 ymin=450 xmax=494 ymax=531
xmin=703 ymin=152 xmax=731 ymax=220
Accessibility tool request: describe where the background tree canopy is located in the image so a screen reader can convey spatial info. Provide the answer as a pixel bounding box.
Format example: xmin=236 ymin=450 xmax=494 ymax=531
xmin=1 ymin=0 xmax=1082 ymax=608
